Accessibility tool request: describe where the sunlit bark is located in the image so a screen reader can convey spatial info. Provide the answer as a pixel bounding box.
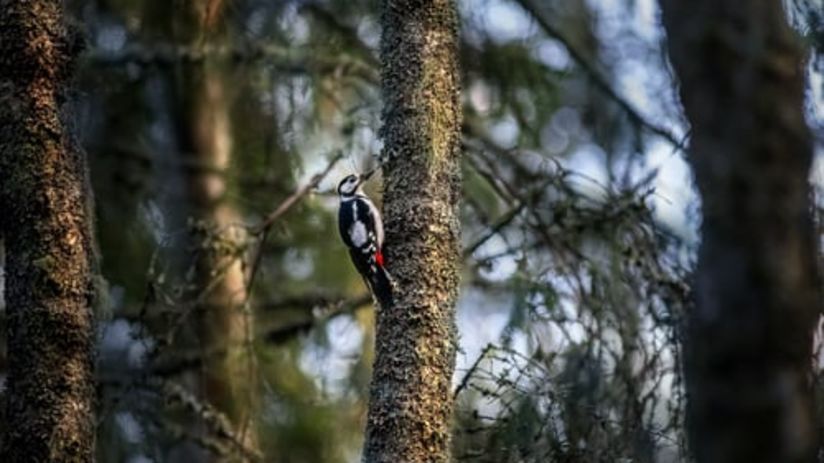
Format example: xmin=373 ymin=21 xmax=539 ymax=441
xmin=0 ymin=2 xmax=96 ymax=460
xmin=362 ymin=0 xmax=463 ymax=461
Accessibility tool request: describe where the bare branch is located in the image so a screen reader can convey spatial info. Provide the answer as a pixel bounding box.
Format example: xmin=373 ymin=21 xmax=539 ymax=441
xmin=85 ymin=42 xmax=379 ymax=83
xmin=454 ymin=344 xmax=495 ymax=399
xmin=263 ymin=293 xmax=372 ymax=344
xmin=161 ymin=380 xmax=263 ymax=462
xmin=245 ymin=152 xmax=345 ymax=293
xmin=512 ymin=0 xmax=686 ymax=150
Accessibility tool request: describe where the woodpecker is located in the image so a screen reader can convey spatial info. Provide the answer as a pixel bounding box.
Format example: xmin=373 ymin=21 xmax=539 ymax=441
xmin=337 ymin=171 xmax=393 ymax=308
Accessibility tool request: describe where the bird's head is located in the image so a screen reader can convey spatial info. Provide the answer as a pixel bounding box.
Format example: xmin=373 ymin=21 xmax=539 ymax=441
xmin=337 ymin=169 xmax=376 ymax=198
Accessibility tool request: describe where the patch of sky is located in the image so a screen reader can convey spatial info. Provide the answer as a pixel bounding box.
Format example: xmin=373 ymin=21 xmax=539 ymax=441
xmin=541 ymin=106 xmax=583 ymax=155
xmin=534 ymin=39 xmax=572 ymax=70
xmin=280 ymin=4 xmax=309 ymax=45
xmin=126 ymin=455 xmax=154 ymax=463
xmin=357 ymin=16 xmax=381 ymax=50
xmin=469 ymin=81 xmax=493 ymax=115
xmin=100 ymin=319 xmax=134 ymax=352
xmin=461 ymin=0 xmax=536 ymax=43
xmin=100 ymin=318 xmax=153 ymax=370
xmin=476 ymin=234 xmax=519 ymax=282
xmin=563 ymin=143 xmax=610 ymax=197
xmin=115 ymin=412 xmax=144 ymax=445
xmin=454 ymin=287 xmax=514 ymax=380
xmin=299 ymin=315 xmax=365 ymax=399
xmin=639 ymin=140 xmax=697 ymax=243
xmin=283 ymin=248 xmax=315 ymax=280
xmin=489 ymin=116 xmax=520 ymax=147
xmin=97 ymin=23 xmax=127 ymax=53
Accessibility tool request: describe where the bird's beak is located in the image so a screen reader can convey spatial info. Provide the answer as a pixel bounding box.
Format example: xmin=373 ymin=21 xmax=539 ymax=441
xmin=359 ymin=168 xmax=377 ymax=183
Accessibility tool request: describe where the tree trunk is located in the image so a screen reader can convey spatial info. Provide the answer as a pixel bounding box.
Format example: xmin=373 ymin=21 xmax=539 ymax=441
xmin=660 ymin=1 xmax=821 ymax=462
xmin=172 ymin=2 xmax=258 ymax=460
xmin=179 ymin=62 xmax=258 ymax=462
xmin=362 ymin=1 xmax=462 ymax=462
xmin=0 ymin=2 xmax=96 ymax=462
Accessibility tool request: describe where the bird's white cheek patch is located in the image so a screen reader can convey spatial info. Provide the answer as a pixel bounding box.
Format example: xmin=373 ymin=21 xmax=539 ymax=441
xmin=350 ymin=222 xmax=368 ymax=247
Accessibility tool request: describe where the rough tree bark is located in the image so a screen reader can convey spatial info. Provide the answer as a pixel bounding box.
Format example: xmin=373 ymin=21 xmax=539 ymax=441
xmin=0 ymin=2 xmax=96 ymax=462
xmin=362 ymin=0 xmax=462 ymax=462
xmin=661 ymin=1 xmax=821 ymax=462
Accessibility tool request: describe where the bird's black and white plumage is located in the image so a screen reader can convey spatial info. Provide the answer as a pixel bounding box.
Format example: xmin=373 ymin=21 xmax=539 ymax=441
xmin=337 ymin=172 xmax=393 ymax=308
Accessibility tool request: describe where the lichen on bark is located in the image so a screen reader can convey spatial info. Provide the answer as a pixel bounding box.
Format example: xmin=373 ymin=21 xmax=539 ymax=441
xmin=362 ymin=0 xmax=462 ymax=462
xmin=0 ymin=1 xmax=96 ymax=461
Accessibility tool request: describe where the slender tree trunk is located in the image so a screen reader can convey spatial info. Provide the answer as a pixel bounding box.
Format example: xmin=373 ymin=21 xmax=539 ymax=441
xmin=179 ymin=63 xmax=258 ymax=462
xmin=362 ymin=0 xmax=462 ymax=461
xmin=172 ymin=2 xmax=258 ymax=459
xmin=660 ymin=1 xmax=821 ymax=462
xmin=0 ymin=2 xmax=96 ymax=462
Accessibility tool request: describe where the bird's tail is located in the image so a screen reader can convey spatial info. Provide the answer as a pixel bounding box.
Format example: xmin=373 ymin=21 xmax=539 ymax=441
xmin=369 ymin=265 xmax=394 ymax=309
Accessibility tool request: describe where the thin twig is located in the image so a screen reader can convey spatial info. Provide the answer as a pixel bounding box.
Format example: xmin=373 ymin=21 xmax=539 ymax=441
xmin=85 ymin=42 xmax=380 ymax=83
xmin=160 ymin=380 xmax=263 ymax=462
xmin=263 ymin=293 xmax=372 ymax=344
xmin=252 ymin=151 xmax=345 ymax=235
xmin=454 ymin=344 xmax=496 ymax=399
xmin=245 ymin=152 xmax=345 ymax=293
xmin=463 ymin=203 xmax=526 ymax=258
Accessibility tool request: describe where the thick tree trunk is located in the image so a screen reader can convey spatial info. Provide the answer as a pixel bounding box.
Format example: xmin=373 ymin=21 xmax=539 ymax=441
xmin=362 ymin=1 xmax=462 ymax=462
xmin=661 ymin=1 xmax=821 ymax=462
xmin=0 ymin=2 xmax=96 ymax=462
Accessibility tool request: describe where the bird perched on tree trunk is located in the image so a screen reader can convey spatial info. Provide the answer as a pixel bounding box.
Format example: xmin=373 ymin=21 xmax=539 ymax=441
xmin=337 ymin=171 xmax=393 ymax=308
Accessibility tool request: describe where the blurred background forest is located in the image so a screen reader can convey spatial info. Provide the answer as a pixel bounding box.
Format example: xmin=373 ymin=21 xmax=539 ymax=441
xmin=2 ymin=0 xmax=822 ymax=461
